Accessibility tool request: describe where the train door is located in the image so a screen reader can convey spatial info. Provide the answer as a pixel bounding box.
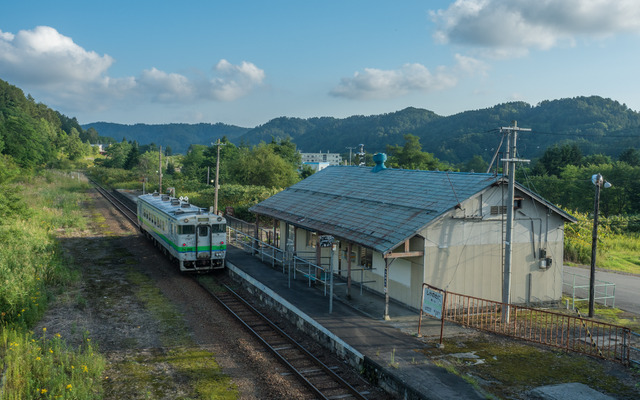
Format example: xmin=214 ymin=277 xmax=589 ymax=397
xmin=196 ymin=224 xmax=212 ymax=259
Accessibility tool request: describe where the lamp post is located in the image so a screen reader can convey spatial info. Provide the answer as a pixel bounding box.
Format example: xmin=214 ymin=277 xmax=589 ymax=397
xmin=589 ymin=173 xmax=611 ymax=318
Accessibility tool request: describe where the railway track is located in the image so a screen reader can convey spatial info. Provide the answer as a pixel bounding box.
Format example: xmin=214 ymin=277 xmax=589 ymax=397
xmin=89 ymin=179 xmax=138 ymax=226
xmin=198 ymin=277 xmax=370 ymax=400
xmin=89 ymin=179 xmax=371 ymax=399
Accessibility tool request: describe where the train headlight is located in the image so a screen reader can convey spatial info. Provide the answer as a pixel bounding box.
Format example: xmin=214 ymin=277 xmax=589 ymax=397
xmin=214 ymin=251 xmax=225 ymax=258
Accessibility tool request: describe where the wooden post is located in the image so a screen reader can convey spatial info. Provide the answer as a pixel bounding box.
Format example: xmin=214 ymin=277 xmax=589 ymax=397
xmin=316 ymin=235 xmax=322 ymax=281
xmin=254 ymin=215 xmax=259 ymax=255
xmin=384 ymin=258 xmax=390 ymax=320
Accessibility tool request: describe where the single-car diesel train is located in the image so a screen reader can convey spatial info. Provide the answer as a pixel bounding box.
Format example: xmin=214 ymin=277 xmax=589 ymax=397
xmin=137 ymin=192 xmax=226 ymax=272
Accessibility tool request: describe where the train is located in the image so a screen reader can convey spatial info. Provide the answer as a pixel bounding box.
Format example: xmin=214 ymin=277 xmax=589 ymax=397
xmin=137 ymin=192 xmax=226 ymax=272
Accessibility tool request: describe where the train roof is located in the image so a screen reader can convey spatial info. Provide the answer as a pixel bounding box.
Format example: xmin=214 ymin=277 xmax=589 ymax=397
xmin=138 ymin=193 xmax=225 ymax=222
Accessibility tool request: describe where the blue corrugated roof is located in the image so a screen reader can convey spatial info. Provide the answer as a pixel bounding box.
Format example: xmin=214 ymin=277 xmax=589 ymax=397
xmin=250 ymin=165 xmax=572 ymax=254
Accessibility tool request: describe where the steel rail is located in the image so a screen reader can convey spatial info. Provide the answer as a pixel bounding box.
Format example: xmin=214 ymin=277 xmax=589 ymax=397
xmin=88 ymin=179 xmax=138 ymax=226
xmin=197 ymin=279 xmax=368 ymax=400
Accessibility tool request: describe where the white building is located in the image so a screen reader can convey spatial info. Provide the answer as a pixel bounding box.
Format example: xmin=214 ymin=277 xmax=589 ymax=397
xmin=300 ymin=151 xmax=342 ymax=165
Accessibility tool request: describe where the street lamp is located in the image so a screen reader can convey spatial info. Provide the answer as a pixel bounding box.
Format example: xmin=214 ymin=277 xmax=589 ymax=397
xmin=588 ymin=173 xmax=611 ymax=318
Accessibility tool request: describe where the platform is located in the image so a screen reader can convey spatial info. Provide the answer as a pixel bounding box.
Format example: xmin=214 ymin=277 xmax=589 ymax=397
xmin=225 ymin=246 xmax=484 ymax=400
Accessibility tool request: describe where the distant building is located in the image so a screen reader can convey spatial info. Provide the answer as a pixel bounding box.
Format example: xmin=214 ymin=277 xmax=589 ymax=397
xmin=300 ymin=151 xmax=342 ymax=166
xmin=303 ymin=162 xmax=331 ymax=172
xmin=90 ymin=144 xmax=107 ymax=154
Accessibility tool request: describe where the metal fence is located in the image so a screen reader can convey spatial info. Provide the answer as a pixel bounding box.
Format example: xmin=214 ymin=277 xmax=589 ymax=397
xmin=563 ymin=271 xmax=616 ymax=308
xmin=631 ymin=331 xmax=640 ymax=368
xmin=440 ymin=289 xmax=633 ymax=365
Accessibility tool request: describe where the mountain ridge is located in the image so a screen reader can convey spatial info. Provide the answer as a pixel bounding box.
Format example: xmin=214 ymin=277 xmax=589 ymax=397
xmin=83 ymin=96 xmax=640 ymax=163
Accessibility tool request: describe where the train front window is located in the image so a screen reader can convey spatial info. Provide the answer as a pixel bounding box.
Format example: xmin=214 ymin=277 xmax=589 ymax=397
xmin=179 ymin=225 xmax=195 ymax=235
xmin=198 ymin=225 xmax=209 ymax=237
xmin=211 ymin=223 xmax=226 ymax=233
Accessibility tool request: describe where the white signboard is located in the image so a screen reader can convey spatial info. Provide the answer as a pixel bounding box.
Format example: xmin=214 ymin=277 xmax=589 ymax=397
xmin=422 ymin=287 xmax=444 ymax=320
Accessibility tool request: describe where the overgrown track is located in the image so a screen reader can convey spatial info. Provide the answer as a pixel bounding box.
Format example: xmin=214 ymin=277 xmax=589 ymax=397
xmin=89 ymin=181 xmax=371 ymax=399
xmin=197 ymin=278 xmax=370 ymax=400
xmin=89 ymin=180 xmax=138 ymax=226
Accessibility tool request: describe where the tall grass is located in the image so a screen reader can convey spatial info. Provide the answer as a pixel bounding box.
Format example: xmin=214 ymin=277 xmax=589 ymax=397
xmin=564 ymin=210 xmax=640 ymax=274
xmin=1 ymin=328 xmax=104 ymax=399
xmin=0 ymin=171 xmax=105 ymax=399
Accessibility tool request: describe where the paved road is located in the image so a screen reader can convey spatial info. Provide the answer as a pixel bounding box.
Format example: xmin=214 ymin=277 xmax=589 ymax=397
xmin=563 ymin=265 xmax=640 ymax=315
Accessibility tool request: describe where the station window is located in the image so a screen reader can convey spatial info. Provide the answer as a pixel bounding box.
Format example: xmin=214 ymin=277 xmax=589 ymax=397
xmin=306 ymin=231 xmax=317 ymax=248
xmin=359 ymin=247 xmax=373 ymax=269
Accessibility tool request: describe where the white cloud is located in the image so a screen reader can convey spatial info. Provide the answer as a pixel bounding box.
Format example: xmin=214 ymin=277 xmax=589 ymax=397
xmin=0 ymin=26 xmax=114 ymax=85
xmin=138 ymin=68 xmax=195 ymax=101
xmin=208 ymin=59 xmax=266 ymax=101
xmin=431 ymin=0 xmax=640 ymax=56
xmin=330 ymin=55 xmax=485 ymax=100
xmin=0 ymin=26 xmax=265 ymax=111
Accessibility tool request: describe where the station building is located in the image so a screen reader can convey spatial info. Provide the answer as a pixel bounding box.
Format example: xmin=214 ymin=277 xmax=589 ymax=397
xmin=249 ymin=154 xmax=576 ymax=314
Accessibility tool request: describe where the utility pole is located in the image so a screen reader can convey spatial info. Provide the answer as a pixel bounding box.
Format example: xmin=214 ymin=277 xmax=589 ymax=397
xmin=345 ymin=146 xmax=356 ymax=165
xmin=212 ymin=139 xmax=226 ymax=214
xmin=500 ymin=121 xmax=530 ymax=323
xmin=158 ymin=145 xmax=163 ymax=193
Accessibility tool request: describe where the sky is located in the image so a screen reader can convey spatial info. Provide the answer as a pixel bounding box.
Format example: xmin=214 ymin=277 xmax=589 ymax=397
xmin=2 ymin=0 xmax=640 ymax=128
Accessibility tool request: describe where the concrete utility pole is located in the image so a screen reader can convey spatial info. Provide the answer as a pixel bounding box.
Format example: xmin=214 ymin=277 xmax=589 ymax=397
xmin=345 ymin=146 xmax=356 ymax=165
xmin=500 ymin=121 xmax=530 ymax=323
xmin=212 ymin=139 xmax=226 ymax=214
xmin=158 ymin=145 xmax=163 ymax=193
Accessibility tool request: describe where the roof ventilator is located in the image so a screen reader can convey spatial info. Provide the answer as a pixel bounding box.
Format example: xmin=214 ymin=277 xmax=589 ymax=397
xmin=372 ymin=153 xmax=387 ymax=173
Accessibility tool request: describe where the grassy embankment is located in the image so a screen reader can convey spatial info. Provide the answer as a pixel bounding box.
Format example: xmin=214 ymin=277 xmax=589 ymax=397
xmin=0 ymin=171 xmax=105 ymax=399
xmin=565 ymin=210 xmax=640 ymax=275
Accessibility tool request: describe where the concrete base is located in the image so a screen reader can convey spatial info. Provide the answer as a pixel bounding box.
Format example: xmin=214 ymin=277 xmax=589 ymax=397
xmin=529 ymin=383 xmax=614 ymax=400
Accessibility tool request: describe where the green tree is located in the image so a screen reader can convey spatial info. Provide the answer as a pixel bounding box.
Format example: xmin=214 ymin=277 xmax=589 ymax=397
xmin=230 ymin=143 xmax=299 ymax=188
xmin=268 ymin=137 xmax=301 ymax=166
xmin=582 ymin=153 xmax=611 ymax=166
xmin=66 ymin=127 xmax=89 ymax=161
xmin=136 ymin=150 xmax=161 ymax=179
xmin=533 ymin=143 xmax=583 ymax=176
xmin=463 ymin=155 xmax=489 ymax=173
xmin=300 ymin=164 xmax=315 ymax=179
xmin=181 ymin=144 xmax=208 ymax=182
xmin=123 ymin=141 xmax=140 ymax=170
xmin=619 ymin=148 xmax=640 ymax=166
xmin=203 ymin=137 xmax=240 ymax=185
xmin=103 ymin=140 xmax=132 ymax=169
xmin=386 ymin=134 xmax=447 ymax=170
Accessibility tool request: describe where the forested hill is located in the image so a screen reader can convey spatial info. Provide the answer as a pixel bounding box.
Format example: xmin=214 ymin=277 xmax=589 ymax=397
xmin=0 ymin=78 xmax=108 ymax=169
xmin=83 ymin=122 xmax=251 ymax=155
xmin=84 ymin=96 xmax=640 ymax=163
xmin=243 ymin=96 xmax=640 ymax=163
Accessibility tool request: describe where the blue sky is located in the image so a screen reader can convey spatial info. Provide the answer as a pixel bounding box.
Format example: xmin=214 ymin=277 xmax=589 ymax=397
xmin=2 ymin=0 xmax=640 ymax=127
